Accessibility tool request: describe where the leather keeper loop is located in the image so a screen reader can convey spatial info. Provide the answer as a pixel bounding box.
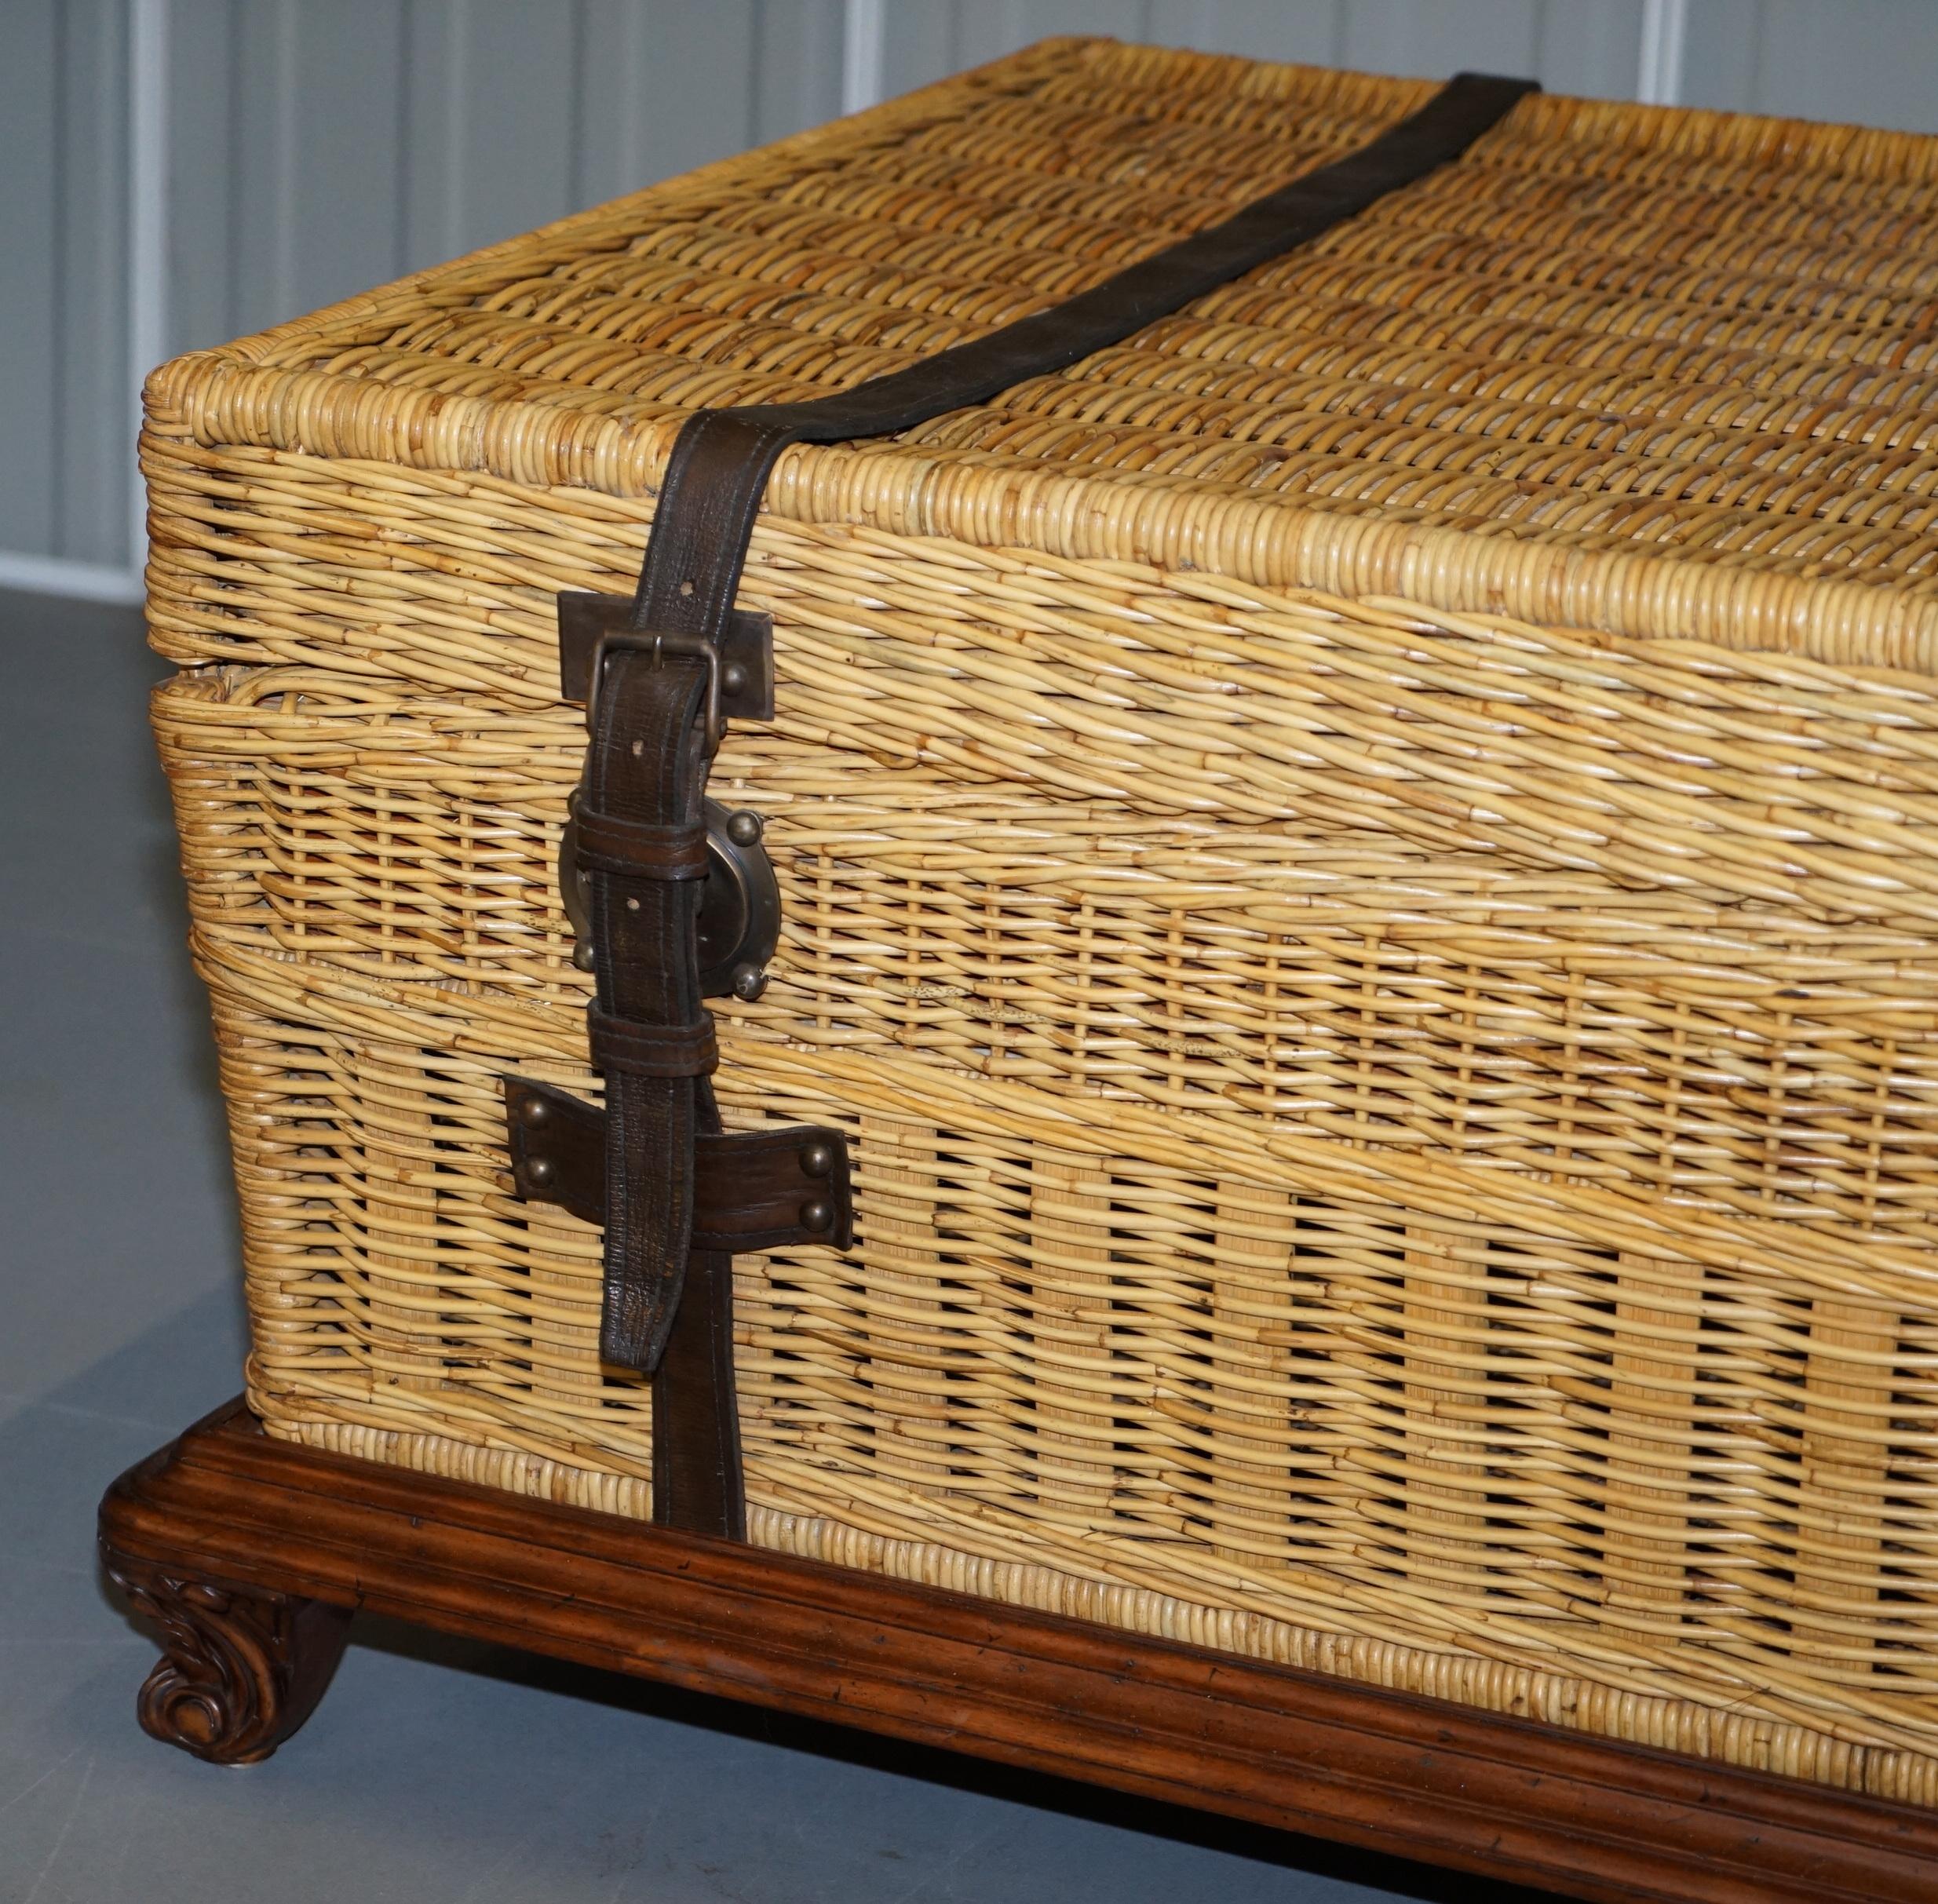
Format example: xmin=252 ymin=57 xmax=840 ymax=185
xmin=574 ymin=807 xmax=709 ymax=879
xmin=588 ymin=1007 xmax=719 ymax=1078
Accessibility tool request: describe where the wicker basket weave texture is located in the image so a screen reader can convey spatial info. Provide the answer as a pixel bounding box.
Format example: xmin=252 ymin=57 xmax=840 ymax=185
xmin=144 ymin=38 xmax=1938 ymax=1802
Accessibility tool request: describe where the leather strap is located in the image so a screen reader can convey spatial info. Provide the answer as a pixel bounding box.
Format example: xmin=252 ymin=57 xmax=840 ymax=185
xmin=584 ymin=651 xmax=713 ymax=1375
xmin=623 ymin=72 xmax=1535 ymax=649
xmin=564 ymin=70 xmax=1536 ymax=1537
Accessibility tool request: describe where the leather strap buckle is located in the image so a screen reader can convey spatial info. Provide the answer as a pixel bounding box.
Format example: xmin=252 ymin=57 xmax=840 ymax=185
xmin=558 ymin=594 xmax=775 ymax=728
xmin=587 ymin=629 xmax=724 ymax=754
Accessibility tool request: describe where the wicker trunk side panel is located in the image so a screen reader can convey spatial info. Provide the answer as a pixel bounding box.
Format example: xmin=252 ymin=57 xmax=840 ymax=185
xmin=147 ymin=422 xmax=1938 ymax=1790
xmin=210 ymin=941 xmax=1938 ymax=1787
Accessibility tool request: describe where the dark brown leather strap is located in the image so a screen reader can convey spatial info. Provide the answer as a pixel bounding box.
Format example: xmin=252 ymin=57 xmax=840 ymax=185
xmin=623 ymin=72 xmax=1536 ymax=648
xmin=650 ymin=1238 xmax=742 ymax=1537
xmin=564 ymin=70 xmax=1536 ymax=1538
xmin=583 ymin=651 xmax=712 ymax=1375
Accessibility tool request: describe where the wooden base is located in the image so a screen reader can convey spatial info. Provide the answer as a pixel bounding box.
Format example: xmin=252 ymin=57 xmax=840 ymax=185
xmin=100 ymin=1402 xmax=1938 ymax=1903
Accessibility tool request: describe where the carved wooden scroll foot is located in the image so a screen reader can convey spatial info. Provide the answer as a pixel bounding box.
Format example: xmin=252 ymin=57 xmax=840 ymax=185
xmin=103 ymin=1548 xmax=352 ymax=1764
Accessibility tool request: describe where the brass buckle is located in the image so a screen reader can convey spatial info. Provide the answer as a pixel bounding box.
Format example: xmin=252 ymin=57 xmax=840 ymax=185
xmin=586 ymin=629 xmax=724 ymax=754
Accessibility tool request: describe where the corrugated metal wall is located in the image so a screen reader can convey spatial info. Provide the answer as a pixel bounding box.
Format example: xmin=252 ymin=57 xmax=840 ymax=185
xmin=881 ymin=0 xmax=1651 ymax=100
xmin=10 ymin=0 xmax=1938 ymax=583
xmin=166 ymin=0 xmax=845 ymax=362
xmin=1681 ymin=0 xmax=1938 ymax=128
xmin=2 ymin=1 xmax=130 ymax=571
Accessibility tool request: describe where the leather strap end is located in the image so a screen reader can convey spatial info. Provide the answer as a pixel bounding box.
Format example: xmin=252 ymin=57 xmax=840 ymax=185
xmin=600 ymin=1260 xmax=685 ymax=1377
xmin=588 ymin=1007 xmax=719 ymax=1078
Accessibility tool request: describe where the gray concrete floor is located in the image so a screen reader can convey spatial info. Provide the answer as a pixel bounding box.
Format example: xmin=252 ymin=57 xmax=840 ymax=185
xmin=0 ymin=585 xmax=1532 ymax=1903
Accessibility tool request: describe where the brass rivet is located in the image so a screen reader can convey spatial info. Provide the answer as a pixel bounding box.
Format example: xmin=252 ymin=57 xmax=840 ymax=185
xmin=679 ymin=579 xmax=695 ymax=597
xmin=527 ymin=1157 xmax=556 ymax=1187
xmin=800 ymin=1140 xmax=834 ymax=1179
xmin=572 ymin=943 xmax=595 ymax=972
xmin=626 ymin=895 xmax=641 ymax=911
xmin=799 ymin=1198 xmax=833 ymax=1235
xmin=630 ymin=739 xmax=644 ymax=757
xmin=724 ymin=808 xmax=762 ymax=847
xmin=731 ymin=962 xmax=767 ymax=1002
xmin=721 ymin=661 xmax=748 ymax=695
xmin=519 ymin=1096 xmax=551 ymax=1128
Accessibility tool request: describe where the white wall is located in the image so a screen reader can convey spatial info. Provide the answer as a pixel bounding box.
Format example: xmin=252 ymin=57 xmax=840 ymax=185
xmin=9 ymin=0 xmax=1938 ymax=596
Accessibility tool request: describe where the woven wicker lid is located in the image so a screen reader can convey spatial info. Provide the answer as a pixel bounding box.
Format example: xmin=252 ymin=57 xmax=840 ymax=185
xmin=150 ymin=36 xmax=1938 ymax=669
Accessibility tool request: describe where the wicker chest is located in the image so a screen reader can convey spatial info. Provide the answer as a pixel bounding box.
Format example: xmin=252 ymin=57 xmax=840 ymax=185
xmin=134 ymin=36 xmax=1938 ymax=1831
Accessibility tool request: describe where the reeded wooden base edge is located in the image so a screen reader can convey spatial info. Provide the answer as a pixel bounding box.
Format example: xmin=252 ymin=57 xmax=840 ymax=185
xmin=100 ymin=1401 xmax=1938 ymax=1903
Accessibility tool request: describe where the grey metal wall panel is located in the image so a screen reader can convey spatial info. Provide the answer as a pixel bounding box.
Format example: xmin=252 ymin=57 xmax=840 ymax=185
xmin=399 ymin=0 xmax=467 ymax=276
xmin=883 ymin=1 xmax=1648 ymax=105
xmin=1341 ymin=0 xmax=1546 ymax=77
xmin=406 ymin=0 xmax=580 ymax=268
xmin=575 ymin=1 xmax=761 ymax=208
xmin=1 ymin=3 xmax=68 ymax=560
xmin=172 ymin=0 xmax=785 ymax=356
xmin=1684 ymin=0 xmax=1938 ymax=134
xmin=167 ymin=0 xmax=243 ymax=364
xmin=229 ymin=2 xmax=302 ymax=337
xmin=877 ymin=1 xmax=956 ymax=100
xmin=1341 ymin=0 xmax=1643 ymax=94
xmin=750 ymin=0 xmax=846 ymax=144
xmin=1679 ymin=0 xmax=1762 ymax=115
xmin=1532 ymin=0 xmax=1647 ymax=100
xmin=0 ymin=0 xmax=133 ymax=569
xmin=1146 ymin=2 xmax=1347 ymax=67
xmin=882 ymin=0 xmax=1151 ymax=96
xmin=282 ymin=1 xmax=411 ymax=318
xmin=958 ymin=1 xmax=1154 ymax=72
xmin=56 ymin=0 xmax=132 ymax=567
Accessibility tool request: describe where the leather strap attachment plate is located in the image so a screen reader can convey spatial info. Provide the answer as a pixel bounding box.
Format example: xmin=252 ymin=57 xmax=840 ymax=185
xmin=559 ymin=593 xmax=774 ymax=721
xmin=505 ymin=1078 xmax=853 ymax=1254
